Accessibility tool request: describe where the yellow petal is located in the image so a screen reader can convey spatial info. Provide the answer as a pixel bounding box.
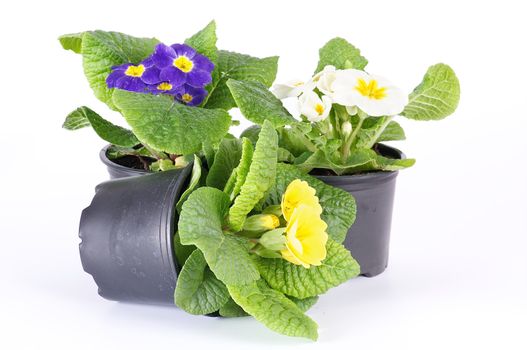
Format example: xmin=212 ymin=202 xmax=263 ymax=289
xmin=281 ymin=179 xmax=322 ymax=221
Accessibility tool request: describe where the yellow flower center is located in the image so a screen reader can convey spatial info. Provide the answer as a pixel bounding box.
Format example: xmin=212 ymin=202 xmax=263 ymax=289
xmin=355 ymin=78 xmax=387 ymax=100
xmin=293 ymin=82 xmax=304 ymax=87
xmin=315 ymin=103 xmax=324 ymax=115
xmin=157 ymin=82 xmax=173 ymax=91
xmin=124 ymin=64 xmax=145 ymax=77
xmin=173 ymin=56 xmax=194 ymax=73
xmin=181 ymin=93 xmax=193 ymax=103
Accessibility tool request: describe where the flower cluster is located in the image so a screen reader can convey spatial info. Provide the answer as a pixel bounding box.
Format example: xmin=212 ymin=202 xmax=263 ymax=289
xmin=106 ymin=43 xmax=213 ymax=106
xmin=273 ymin=65 xmax=407 ymax=120
xmin=245 ymin=179 xmax=328 ymax=268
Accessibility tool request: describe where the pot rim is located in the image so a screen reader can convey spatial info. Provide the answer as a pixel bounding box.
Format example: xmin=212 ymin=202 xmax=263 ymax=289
xmin=313 ymin=143 xmax=406 ymax=183
xmin=100 ymin=144 xmax=151 ymax=176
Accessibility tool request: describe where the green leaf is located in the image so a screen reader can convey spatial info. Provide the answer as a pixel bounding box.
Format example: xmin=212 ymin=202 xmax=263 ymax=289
xmin=206 ymin=138 xmax=243 ymax=190
xmin=278 ymin=126 xmax=315 ymax=156
xmin=178 ymin=187 xmax=259 ymax=285
xmin=112 ymin=90 xmax=231 ymax=154
xmin=277 ymin=147 xmax=295 ymax=163
xmin=224 ymin=138 xmax=254 ymax=201
xmin=205 ymin=51 xmax=278 ymax=110
xmin=402 ymin=63 xmax=460 ymax=121
xmin=239 ymin=125 xmax=261 ymax=145
xmin=297 ymin=149 xmax=415 ymax=175
xmin=315 ymin=37 xmax=368 ymax=73
xmin=81 ymin=30 xmax=159 ymax=110
xmin=176 ymin=155 xmax=203 ymax=213
xmin=256 ymin=239 xmax=360 ymax=299
xmin=173 ymin=231 xmax=196 ymax=267
xmin=288 ymin=296 xmax=319 ymax=313
xmin=227 ymin=80 xmax=296 ymax=127
xmin=219 ymin=298 xmax=248 ymax=317
xmin=227 ymin=280 xmax=318 ymax=340
xmin=184 ymin=20 xmax=217 ymax=62
xmin=175 ymin=249 xmax=230 ymax=315
xmin=263 ymin=163 xmax=356 ymax=243
xmin=353 ymin=116 xmax=392 ymax=149
xmin=228 ymin=121 xmax=278 ymax=231
xmin=63 ymin=106 xmax=139 ymax=147
xmin=377 ymin=121 xmax=406 ymax=142
xmin=58 ymin=32 xmax=83 ymax=53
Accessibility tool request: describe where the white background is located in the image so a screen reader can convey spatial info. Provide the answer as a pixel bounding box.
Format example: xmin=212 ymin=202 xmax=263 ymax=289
xmin=1 ymin=0 xmax=526 ymax=349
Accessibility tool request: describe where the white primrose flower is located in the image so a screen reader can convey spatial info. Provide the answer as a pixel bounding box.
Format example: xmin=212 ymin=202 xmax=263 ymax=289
xmin=313 ymin=65 xmax=338 ymax=97
xmin=272 ymin=79 xmax=312 ymax=99
xmin=298 ymin=91 xmax=332 ymax=122
xmin=331 ymin=69 xmax=408 ymax=117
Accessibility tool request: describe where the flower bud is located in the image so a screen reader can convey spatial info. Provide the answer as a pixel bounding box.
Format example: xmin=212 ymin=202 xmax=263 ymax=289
xmin=174 ymin=156 xmax=189 ymax=168
xmin=243 ymin=214 xmax=280 ymax=233
xmin=341 ymin=121 xmax=352 ymax=138
xmin=259 ymin=228 xmax=287 ymax=251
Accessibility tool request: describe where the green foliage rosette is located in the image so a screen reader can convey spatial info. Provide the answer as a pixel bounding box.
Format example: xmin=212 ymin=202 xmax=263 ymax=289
xmin=175 ymin=121 xmax=360 ymax=340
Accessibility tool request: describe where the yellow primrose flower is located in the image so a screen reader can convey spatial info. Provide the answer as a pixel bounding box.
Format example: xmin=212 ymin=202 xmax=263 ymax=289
xmin=281 ymin=204 xmax=328 ymax=268
xmin=281 ymin=179 xmax=322 ymax=221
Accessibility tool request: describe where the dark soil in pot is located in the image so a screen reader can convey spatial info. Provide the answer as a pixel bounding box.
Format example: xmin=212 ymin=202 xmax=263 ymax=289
xmin=100 ymin=145 xmax=152 ymax=179
xmin=79 ymin=166 xmax=192 ymax=305
xmin=313 ymin=143 xmax=404 ymax=277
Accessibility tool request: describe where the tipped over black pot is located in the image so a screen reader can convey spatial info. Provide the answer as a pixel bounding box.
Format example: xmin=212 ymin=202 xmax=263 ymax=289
xmin=314 ymin=144 xmax=403 ymax=277
xmin=100 ymin=145 xmax=151 ymax=179
xmin=79 ymin=167 xmax=192 ymax=305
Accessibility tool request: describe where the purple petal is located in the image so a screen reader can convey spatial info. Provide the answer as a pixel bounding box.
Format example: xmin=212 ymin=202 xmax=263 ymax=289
xmin=159 ymin=67 xmax=186 ymax=87
xmin=109 ymin=62 xmax=131 ymax=71
xmin=106 ymin=70 xmax=125 ymax=88
xmin=186 ymin=69 xmax=212 ymax=87
xmin=148 ymin=82 xmax=179 ymax=95
xmin=141 ymin=66 xmax=162 ymax=84
xmin=152 ymin=43 xmax=176 ymax=68
xmin=192 ymin=54 xmax=214 ymax=73
xmin=141 ymin=56 xmax=155 ymax=67
xmin=171 ymin=43 xmax=196 ymax=58
xmin=115 ymin=76 xmax=148 ymax=93
xmin=175 ymin=85 xmax=208 ymax=106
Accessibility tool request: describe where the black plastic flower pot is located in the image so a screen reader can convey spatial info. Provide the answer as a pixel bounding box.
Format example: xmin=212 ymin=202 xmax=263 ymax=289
xmin=100 ymin=145 xmax=150 ymax=179
xmin=79 ymin=166 xmax=192 ymax=305
xmin=314 ymin=144 xmax=404 ymax=277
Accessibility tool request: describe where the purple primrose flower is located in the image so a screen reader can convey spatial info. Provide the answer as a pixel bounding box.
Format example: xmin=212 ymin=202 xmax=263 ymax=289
xmin=151 ymin=43 xmax=214 ymax=88
xmin=175 ymin=84 xmax=208 ymax=106
xmin=106 ymin=58 xmax=161 ymax=93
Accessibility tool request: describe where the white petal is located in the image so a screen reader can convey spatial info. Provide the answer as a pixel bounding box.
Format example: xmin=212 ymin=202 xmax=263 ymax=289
xmin=272 ymin=79 xmax=305 ymax=99
xmin=345 ymin=105 xmax=358 ymax=115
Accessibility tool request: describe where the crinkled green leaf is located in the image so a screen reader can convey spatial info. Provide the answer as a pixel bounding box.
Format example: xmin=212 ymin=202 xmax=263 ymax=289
xmin=256 ymin=239 xmax=360 ymax=299
xmin=277 ymin=147 xmax=295 ymax=163
xmin=278 ymin=126 xmax=316 ymax=157
xmin=224 ymin=138 xmax=254 ymax=201
xmin=262 ymin=163 xmax=356 ymax=243
xmin=297 ymin=149 xmax=415 ymax=175
xmin=219 ymin=297 xmax=248 ymax=318
xmin=58 ymin=32 xmax=83 ymax=53
xmin=175 ymin=250 xmax=229 ymax=315
xmin=184 ymin=20 xmax=217 ymax=62
xmin=205 ymin=51 xmax=278 ymax=110
xmin=402 ymin=63 xmax=460 ymax=121
xmin=112 ymin=90 xmax=231 ymax=154
xmin=176 ymin=155 xmax=203 ymax=213
xmin=288 ymin=296 xmax=319 ymax=312
xmin=81 ymin=31 xmax=159 ymax=110
xmin=377 ymin=121 xmax=406 ymax=142
xmin=353 ymin=116 xmax=392 ymax=149
xmin=63 ymin=106 xmax=139 ymax=147
xmin=227 ymin=280 xmax=318 ymax=340
xmin=178 ymin=187 xmax=259 ymax=285
xmin=315 ymin=37 xmax=368 ymax=73
xmin=227 ymin=80 xmax=296 ymax=127
xmin=228 ymin=121 xmax=278 ymax=231
xmin=206 ymin=138 xmax=242 ymax=190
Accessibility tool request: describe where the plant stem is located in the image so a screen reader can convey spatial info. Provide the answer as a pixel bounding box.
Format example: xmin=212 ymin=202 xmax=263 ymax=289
xmin=341 ymin=110 xmax=367 ymax=162
xmin=365 ymin=116 xmax=394 ymax=149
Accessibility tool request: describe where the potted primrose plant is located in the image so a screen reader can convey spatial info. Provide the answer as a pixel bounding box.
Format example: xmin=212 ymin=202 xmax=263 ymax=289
xmin=80 ymin=120 xmax=360 ymax=341
xmin=223 ymin=38 xmax=461 ymax=276
xmin=59 ymin=21 xmax=279 ymax=179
